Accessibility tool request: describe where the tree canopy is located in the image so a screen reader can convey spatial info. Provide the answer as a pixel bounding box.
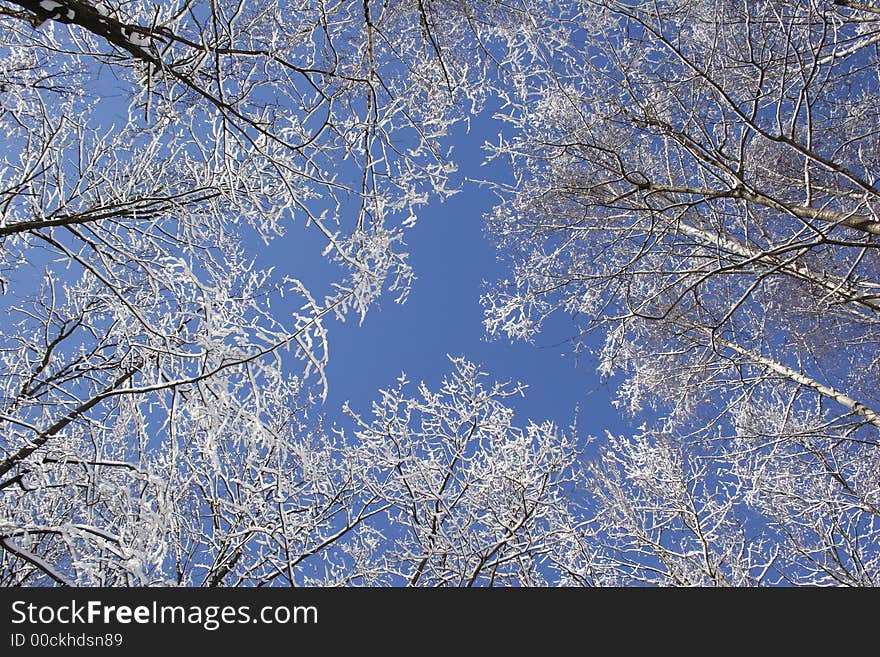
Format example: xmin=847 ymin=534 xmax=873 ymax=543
xmin=1 ymin=0 xmax=878 ymax=586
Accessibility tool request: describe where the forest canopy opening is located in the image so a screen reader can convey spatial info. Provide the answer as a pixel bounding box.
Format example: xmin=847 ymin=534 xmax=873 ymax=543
xmin=1 ymin=0 xmax=877 ymax=586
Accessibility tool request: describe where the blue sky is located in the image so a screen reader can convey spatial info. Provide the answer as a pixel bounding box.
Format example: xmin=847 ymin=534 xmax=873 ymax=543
xmin=316 ymin=112 xmax=628 ymax=439
xmin=65 ymin=43 xmax=629 ymax=444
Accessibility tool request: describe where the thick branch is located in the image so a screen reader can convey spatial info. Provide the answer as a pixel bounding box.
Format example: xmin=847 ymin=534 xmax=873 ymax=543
xmin=3 ymin=0 xmax=314 ymax=154
xmin=5 ymin=0 xmax=160 ymax=63
xmin=636 ymin=182 xmax=880 ymax=235
xmin=673 ymin=219 xmax=880 ymax=315
xmin=0 ymin=366 xmax=138 ymax=478
xmin=0 ymin=189 xmax=223 ymax=237
xmin=0 ymin=537 xmax=73 ymax=586
xmin=713 ymin=334 xmax=880 ymax=429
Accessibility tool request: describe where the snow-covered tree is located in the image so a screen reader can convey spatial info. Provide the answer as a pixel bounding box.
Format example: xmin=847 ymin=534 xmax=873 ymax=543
xmin=483 ymin=0 xmax=880 ymax=584
xmin=4 ymin=0 xmax=878 ymax=587
xmin=344 ymin=357 xmax=583 ymax=586
xmin=0 ymin=0 xmax=534 ymax=585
